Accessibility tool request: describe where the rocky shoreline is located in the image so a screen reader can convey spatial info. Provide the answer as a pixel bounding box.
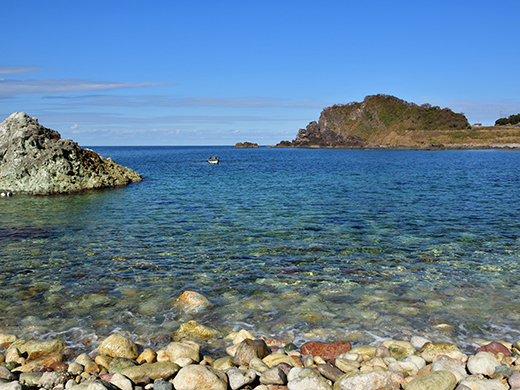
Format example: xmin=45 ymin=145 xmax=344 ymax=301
xmin=1 ymin=292 xmax=519 ymax=390
xmin=268 ymin=142 xmax=520 ymax=150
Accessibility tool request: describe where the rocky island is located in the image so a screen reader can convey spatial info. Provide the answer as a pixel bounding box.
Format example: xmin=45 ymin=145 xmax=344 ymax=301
xmin=0 ymin=112 xmax=142 ymax=195
xmin=274 ymin=95 xmax=520 ymax=149
xmin=234 ymin=142 xmax=259 ymax=148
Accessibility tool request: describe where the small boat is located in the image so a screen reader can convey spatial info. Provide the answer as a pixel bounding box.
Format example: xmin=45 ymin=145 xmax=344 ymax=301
xmin=207 ymin=156 xmax=219 ymax=164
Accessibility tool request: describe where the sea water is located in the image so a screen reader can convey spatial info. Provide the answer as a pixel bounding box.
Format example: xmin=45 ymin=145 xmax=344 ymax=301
xmin=1 ymin=146 xmax=520 ymax=353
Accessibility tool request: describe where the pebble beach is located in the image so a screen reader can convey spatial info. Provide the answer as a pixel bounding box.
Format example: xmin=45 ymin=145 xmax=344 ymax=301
xmin=1 ymin=291 xmax=520 ymax=390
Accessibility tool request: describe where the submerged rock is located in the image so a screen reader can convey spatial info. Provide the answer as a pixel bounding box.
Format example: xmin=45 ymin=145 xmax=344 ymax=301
xmin=0 ymin=112 xmax=142 ymax=194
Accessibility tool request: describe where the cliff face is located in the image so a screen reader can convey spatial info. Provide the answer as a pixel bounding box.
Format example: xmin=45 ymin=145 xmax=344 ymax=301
xmin=276 ymin=95 xmax=471 ymax=148
xmin=0 ymin=112 xmax=142 ymax=195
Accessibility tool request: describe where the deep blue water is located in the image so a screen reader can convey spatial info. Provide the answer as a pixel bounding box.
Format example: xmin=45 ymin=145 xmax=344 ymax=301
xmin=1 ymin=146 xmax=520 ymax=352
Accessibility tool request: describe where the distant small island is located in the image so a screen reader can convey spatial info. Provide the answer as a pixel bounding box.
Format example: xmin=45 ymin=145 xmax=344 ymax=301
xmin=234 ymin=142 xmax=259 ymax=148
xmin=272 ymin=94 xmax=520 ymax=149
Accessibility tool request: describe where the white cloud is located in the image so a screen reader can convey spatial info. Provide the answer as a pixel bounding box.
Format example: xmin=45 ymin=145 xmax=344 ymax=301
xmin=0 ymin=78 xmax=172 ymax=98
xmin=0 ymin=65 xmax=45 ymax=75
xmin=43 ymin=93 xmax=326 ymax=109
xmin=70 ymin=124 xmax=79 ymax=130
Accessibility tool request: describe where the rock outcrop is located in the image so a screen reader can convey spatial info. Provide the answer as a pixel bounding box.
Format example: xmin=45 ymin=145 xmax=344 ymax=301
xmin=0 ymin=112 xmax=142 ymax=195
xmin=274 ymin=94 xmax=472 ymax=148
xmin=234 ymin=142 xmax=259 ymax=148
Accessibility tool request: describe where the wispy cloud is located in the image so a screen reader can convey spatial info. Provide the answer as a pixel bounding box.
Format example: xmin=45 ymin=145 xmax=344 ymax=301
xmin=40 ymin=112 xmax=301 ymax=125
xmin=0 ymin=65 xmax=45 ymax=75
xmin=43 ymin=93 xmax=325 ymax=109
xmin=0 ymin=79 xmax=172 ymax=98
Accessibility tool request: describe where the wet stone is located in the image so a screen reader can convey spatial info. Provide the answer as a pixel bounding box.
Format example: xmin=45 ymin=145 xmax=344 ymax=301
xmin=300 ymin=341 xmax=351 ymax=362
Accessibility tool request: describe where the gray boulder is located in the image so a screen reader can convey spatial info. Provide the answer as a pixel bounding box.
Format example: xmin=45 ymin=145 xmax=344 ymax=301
xmin=0 ymin=112 xmax=142 ymax=194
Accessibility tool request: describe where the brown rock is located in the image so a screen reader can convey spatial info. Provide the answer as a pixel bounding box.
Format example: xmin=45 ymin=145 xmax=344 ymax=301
xmin=476 ymin=341 xmax=511 ymax=357
xmin=25 ymin=351 xmax=64 ymax=367
xmin=300 ymin=340 xmax=351 ymax=362
xmin=317 ymin=363 xmax=344 ymax=381
xmin=175 ymin=291 xmax=211 ymax=313
xmin=234 ymin=339 xmax=270 ymax=366
xmin=49 ymin=361 xmax=68 ymax=371
xmin=177 ymin=291 xmax=210 ymax=306
xmin=136 ymin=349 xmax=156 ymax=364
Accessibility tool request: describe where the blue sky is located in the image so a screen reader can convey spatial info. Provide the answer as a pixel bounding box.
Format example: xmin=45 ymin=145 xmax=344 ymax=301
xmin=1 ymin=1 xmax=519 ymax=146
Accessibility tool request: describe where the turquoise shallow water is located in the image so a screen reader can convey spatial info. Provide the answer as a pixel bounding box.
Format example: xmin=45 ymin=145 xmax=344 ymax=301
xmin=1 ymin=147 xmax=520 ymax=352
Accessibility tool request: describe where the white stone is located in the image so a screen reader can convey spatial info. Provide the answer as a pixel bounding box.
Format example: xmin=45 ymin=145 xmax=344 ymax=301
xmin=410 ymin=336 xmax=431 ymax=350
xmin=387 ymin=360 xmax=419 ymax=377
xmin=109 ymin=374 xmax=133 ymax=390
xmin=432 ymin=357 xmax=467 ymax=382
xmin=402 ymin=355 xmax=426 ymax=370
xmin=226 ymin=368 xmax=256 ymax=390
xmin=166 ymin=341 xmax=200 ymax=363
xmin=467 ymin=352 xmax=500 ymax=376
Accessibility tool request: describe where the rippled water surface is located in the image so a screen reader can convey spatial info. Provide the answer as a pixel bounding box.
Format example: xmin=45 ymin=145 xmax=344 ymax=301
xmin=1 ymin=147 xmax=520 ymax=352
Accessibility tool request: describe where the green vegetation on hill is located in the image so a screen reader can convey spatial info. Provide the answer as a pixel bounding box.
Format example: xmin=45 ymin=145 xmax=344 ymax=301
xmin=323 ymin=94 xmax=470 ymax=142
xmin=495 ymin=113 xmax=520 ymax=126
xmin=276 ymin=95 xmax=520 ymax=148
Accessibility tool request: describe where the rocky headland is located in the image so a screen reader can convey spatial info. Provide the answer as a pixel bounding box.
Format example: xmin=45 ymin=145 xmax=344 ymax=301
xmin=0 ymin=112 xmax=142 ymax=195
xmin=234 ymin=142 xmax=259 ymax=148
xmin=273 ymin=95 xmax=520 ymax=149
xmin=1 ymin=291 xmax=520 ymax=390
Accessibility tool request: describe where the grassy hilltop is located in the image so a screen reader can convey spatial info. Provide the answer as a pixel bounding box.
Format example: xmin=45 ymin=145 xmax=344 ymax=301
xmin=275 ymin=95 xmax=520 ymax=149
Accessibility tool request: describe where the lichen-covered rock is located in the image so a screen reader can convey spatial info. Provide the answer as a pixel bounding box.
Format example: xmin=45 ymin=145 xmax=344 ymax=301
xmin=0 ymin=112 xmax=142 ymax=194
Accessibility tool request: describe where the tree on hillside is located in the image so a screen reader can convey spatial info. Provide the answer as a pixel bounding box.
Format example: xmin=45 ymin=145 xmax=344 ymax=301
xmin=495 ymin=113 xmax=520 ymax=126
